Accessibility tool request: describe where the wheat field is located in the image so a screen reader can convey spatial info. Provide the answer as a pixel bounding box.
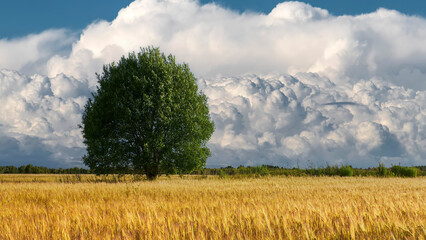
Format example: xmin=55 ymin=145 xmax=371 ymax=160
xmin=0 ymin=175 xmax=424 ymax=239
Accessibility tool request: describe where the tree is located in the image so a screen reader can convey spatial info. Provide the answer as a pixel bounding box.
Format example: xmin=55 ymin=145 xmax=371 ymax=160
xmin=81 ymin=47 xmax=214 ymax=180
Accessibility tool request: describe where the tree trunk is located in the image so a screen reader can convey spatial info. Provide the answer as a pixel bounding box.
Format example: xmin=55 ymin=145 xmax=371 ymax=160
xmin=146 ymin=170 xmax=157 ymax=180
xmin=145 ymin=150 xmax=160 ymax=180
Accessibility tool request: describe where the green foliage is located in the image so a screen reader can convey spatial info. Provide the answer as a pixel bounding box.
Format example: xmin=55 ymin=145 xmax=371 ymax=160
xmin=81 ymin=47 xmax=214 ymax=180
xmin=0 ymin=165 xmax=90 ymax=174
xmin=255 ymin=166 xmax=270 ymax=177
xmin=339 ymin=166 xmax=354 ymax=177
xmin=195 ymin=164 xmax=423 ymax=178
xmin=1 ymin=164 xmax=423 ymax=178
xmin=377 ymin=163 xmax=388 ymax=177
xmin=391 ymin=166 xmax=418 ymax=177
xmin=218 ymin=170 xmax=227 ymax=179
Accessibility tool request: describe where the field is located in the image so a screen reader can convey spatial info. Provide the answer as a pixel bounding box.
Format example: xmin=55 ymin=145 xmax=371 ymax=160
xmin=0 ymin=175 xmax=424 ymax=239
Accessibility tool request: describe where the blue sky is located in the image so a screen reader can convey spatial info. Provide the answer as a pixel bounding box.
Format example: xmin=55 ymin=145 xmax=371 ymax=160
xmin=203 ymin=0 xmax=426 ymax=17
xmin=1 ymin=0 xmax=426 ymax=38
xmin=0 ymin=0 xmax=133 ymax=38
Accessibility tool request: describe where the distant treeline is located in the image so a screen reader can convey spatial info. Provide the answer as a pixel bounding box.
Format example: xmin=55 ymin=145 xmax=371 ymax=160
xmin=193 ymin=164 xmax=425 ymax=178
xmin=0 ymin=164 xmax=424 ymax=177
xmin=0 ymin=165 xmax=90 ymax=174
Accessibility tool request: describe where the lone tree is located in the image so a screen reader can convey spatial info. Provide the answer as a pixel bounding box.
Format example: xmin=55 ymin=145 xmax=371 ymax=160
xmin=81 ymin=47 xmax=214 ymax=179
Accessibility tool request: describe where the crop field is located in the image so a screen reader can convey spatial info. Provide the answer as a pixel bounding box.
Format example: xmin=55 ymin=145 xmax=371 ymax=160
xmin=0 ymin=175 xmax=424 ymax=239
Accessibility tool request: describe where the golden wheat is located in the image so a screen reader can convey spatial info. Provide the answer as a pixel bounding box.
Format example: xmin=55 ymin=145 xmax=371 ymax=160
xmin=0 ymin=175 xmax=424 ymax=239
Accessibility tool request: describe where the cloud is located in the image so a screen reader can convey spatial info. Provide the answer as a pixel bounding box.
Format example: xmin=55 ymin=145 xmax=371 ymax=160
xmin=0 ymin=69 xmax=89 ymax=167
xmin=0 ymin=0 xmax=426 ymax=167
xmin=0 ymin=71 xmax=424 ymax=168
xmin=41 ymin=0 xmax=426 ymax=90
xmin=268 ymin=1 xmax=330 ymax=22
xmin=203 ymin=74 xmax=425 ymax=168
xmin=0 ymin=29 xmax=76 ymax=76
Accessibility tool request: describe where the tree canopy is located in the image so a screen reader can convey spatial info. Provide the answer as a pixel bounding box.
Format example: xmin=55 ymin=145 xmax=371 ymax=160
xmin=81 ymin=47 xmax=214 ymax=179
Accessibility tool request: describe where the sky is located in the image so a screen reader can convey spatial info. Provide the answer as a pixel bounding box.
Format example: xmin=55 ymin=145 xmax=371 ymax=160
xmin=1 ymin=0 xmax=426 ymax=168
xmin=0 ymin=1 xmax=133 ymax=38
xmin=2 ymin=1 xmax=426 ymax=38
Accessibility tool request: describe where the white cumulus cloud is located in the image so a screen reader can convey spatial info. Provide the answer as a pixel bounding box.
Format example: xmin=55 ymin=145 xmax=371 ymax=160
xmin=41 ymin=0 xmax=426 ymax=90
xmin=203 ymin=74 xmax=426 ymax=167
xmin=0 ymin=29 xmax=76 ymax=76
xmin=0 ymin=0 xmax=426 ymax=167
xmin=0 ymin=69 xmax=89 ymax=167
